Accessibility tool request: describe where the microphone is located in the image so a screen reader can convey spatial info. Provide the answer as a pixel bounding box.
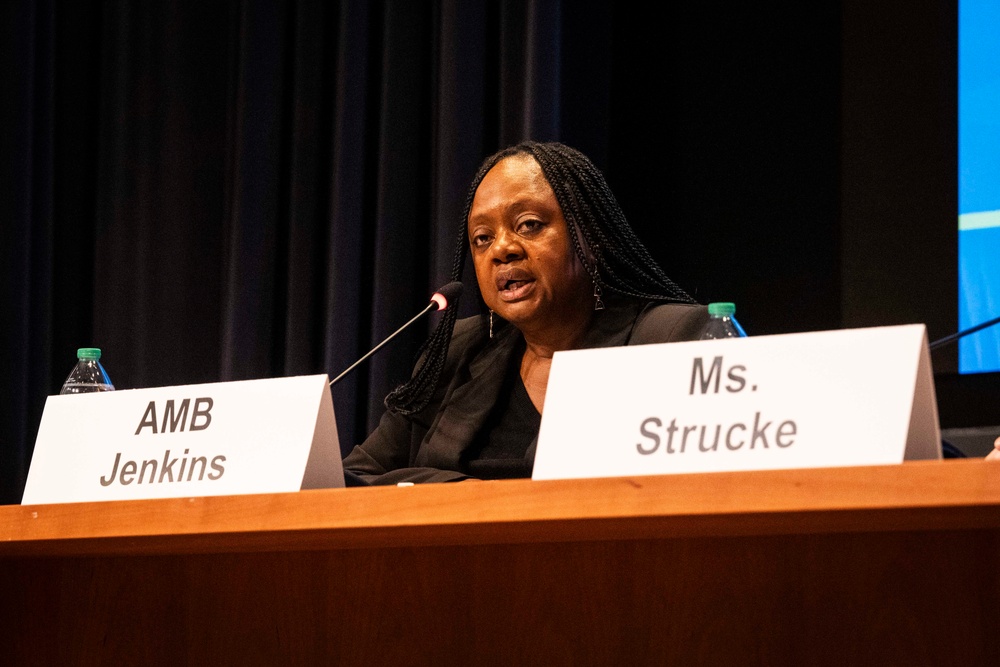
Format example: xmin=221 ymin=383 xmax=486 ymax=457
xmin=329 ymin=281 xmax=464 ymax=386
xmin=929 ymin=313 xmax=1000 ymax=351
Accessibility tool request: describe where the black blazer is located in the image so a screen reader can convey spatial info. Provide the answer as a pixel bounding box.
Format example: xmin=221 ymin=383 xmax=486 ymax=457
xmin=342 ymin=299 xmax=709 ymax=485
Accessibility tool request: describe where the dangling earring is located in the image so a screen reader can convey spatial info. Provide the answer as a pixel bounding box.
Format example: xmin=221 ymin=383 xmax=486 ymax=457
xmin=489 ymin=309 xmax=495 ymax=338
xmin=589 ymin=245 xmax=605 ymax=311
xmin=593 ymin=282 xmax=605 ymax=311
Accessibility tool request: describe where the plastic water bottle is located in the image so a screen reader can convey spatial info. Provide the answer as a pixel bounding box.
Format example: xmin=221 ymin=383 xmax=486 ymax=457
xmin=59 ymin=348 xmax=115 ymax=394
xmin=699 ymin=302 xmax=747 ymax=340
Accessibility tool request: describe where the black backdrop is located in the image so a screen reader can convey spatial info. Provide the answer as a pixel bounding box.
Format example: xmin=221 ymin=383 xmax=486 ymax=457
xmin=2 ymin=0 xmax=994 ymax=504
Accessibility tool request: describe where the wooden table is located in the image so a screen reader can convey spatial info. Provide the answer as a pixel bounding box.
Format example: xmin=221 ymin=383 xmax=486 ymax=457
xmin=2 ymin=460 xmax=999 ymax=665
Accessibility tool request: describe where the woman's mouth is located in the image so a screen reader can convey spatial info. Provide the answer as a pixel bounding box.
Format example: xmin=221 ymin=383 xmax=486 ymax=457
xmin=495 ymin=270 xmax=535 ymax=301
xmin=498 ymin=279 xmax=535 ymax=301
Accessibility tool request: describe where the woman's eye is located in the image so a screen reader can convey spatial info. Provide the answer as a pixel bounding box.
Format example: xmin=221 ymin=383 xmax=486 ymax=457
xmin=518 ymin=220 xmax=542 ymax=234
xmin=472 ymin=233 xmax=491 ymax=248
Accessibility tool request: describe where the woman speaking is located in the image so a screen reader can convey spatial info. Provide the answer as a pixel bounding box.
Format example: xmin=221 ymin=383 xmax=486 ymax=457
xmin=342 ymin=141 xmax=709 ymax=484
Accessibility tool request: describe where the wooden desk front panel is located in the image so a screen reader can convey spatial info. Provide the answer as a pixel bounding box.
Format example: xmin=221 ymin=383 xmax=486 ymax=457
xmin=3 ymin=530 xmax=997 ymax=665
xmin=3 ymin=461 xmax=1000 ymax=665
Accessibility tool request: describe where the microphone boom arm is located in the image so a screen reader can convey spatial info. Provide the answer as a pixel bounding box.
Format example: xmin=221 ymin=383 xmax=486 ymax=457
xmin=327 ymin=281 xmax=463 ymax=387
xmin=329 ymin=302 xmax=437 ymax=387
xmin=929 ymin=313 xmax=1000 ymax=351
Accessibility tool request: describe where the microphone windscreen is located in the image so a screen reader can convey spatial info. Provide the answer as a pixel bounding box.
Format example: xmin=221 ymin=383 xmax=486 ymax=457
xmin=430 ymin=281 xmax=464 ymax=311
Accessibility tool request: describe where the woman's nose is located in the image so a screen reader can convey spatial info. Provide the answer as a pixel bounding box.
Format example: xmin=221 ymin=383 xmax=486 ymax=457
xmin=491 ymin=229 xmax=524 ymax=263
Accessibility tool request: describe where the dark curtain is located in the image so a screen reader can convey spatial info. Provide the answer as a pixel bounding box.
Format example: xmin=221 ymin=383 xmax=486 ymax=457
xmin=1 ymin=0 xmax=844 ymax=503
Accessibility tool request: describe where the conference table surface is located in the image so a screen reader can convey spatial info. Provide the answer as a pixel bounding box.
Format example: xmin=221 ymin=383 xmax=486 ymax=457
xmin=2 ymin=460 xmax=999 ymax=665
xmin=2 ymin=459 xmax=999 ymax=555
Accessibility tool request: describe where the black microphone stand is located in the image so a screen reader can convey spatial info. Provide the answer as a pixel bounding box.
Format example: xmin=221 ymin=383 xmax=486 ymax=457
xmin=329 ymin=302 xmax=439 ymax=387
xmin=929 ymin=314 xmax=1000 ymax=351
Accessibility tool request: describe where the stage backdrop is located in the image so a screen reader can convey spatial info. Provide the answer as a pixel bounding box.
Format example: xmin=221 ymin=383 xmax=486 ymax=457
xmin=2 ymin=0 xmax=970 ymax=504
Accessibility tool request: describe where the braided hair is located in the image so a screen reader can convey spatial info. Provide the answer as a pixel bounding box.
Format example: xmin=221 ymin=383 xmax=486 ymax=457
xmin=384 ymin=141 xmax=696 ymax=415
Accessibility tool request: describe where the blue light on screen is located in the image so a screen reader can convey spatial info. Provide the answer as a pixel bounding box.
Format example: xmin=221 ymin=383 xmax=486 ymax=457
xmin=958 ymin=0 xmax=1000 ymax=374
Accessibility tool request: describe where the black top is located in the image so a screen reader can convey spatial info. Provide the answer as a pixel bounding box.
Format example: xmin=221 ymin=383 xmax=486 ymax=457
xmin=341 ymin=300 xmax=711 ymax=486
xmin=461 ymin=347 xmax=540 ymax=480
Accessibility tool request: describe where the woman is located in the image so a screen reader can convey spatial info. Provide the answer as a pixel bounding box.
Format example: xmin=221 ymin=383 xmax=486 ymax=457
xmin=342 ymin=141 xmax=709 ymax=485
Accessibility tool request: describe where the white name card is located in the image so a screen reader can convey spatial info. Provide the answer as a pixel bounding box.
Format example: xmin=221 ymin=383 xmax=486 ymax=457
xmin=533 ymin=324 xmax=940 ymax=481
xmin=22 ymin=374 xmax=344 ymax=505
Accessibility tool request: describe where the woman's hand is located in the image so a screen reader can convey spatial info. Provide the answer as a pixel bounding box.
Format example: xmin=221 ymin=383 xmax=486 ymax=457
xmin=988 ymin=437 xmax=1000 ymax=460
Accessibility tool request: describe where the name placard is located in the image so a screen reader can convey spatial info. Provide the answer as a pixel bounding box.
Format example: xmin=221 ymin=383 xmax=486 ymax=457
xmin=22 ymin=374 xmax=344 ymax=505
xmin=533 ymin=324 xmax=940 ymax=481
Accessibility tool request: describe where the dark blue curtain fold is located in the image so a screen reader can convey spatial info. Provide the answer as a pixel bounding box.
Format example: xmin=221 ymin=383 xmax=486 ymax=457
xmin=2 ymin=0 xmax=57 ymax=505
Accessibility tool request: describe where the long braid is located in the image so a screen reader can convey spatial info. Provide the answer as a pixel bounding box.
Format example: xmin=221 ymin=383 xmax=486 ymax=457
xmin=384 ymin=141 xmax=694 ymax=415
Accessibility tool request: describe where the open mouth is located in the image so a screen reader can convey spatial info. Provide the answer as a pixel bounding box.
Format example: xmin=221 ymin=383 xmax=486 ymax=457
xmin=502 ymin=278 xmax=530 ymax=291
xmin=495 ymin=270 xmax=535 ymax=301
xmin=498 ymin=280 xmax=534 ymax=301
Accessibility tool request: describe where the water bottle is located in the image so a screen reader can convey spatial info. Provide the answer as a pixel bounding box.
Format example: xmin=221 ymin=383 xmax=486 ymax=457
xmin=59 ymin=348 xmax=116 ymax=394
xmin=699 ymin=302 xmax=747 ymax=340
